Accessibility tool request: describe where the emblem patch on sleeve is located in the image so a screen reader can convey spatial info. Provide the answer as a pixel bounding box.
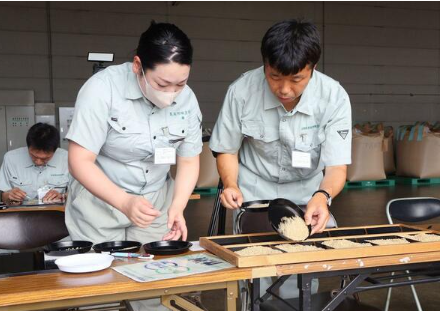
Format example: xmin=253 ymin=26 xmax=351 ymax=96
xmin=337 ymin=129 xmax=349 ymax=140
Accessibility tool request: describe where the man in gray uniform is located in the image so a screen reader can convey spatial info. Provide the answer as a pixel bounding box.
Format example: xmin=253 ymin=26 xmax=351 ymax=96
xmin=210 ymin=19 xmax=352 ymax=301
xmin=0 ymin=123 xmax=68 ymax=205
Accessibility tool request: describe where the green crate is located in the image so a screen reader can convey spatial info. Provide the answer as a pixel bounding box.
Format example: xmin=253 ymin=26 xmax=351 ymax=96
xmin=193 ymin=187 xmax=218 ymax=196
xmin=345 ymin=179 xmax=396 ymax=189
xmin=391 ymin=176 xmax=440 ymax=185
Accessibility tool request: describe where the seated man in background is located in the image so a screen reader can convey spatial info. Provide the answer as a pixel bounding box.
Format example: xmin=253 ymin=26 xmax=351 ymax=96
xmin=0 ymin=123 xmax=69 ymax=205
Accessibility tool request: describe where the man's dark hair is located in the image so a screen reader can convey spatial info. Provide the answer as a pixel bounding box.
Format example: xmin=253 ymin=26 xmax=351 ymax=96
xmin=137 ymin=21 xmax=193 ymax=70
xmin=261 ymin=19 xmax=321 ymax=76
xmin=26 ymin=123 xmax=60 ymax=153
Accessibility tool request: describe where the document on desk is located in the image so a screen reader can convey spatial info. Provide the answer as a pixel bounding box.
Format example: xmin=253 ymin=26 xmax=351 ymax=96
xmin=113 ymin=253 xmax=234 ymax=283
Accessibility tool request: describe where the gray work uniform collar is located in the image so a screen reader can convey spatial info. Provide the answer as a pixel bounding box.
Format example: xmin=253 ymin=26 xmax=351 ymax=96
xmin=262 ymin=71 xmax=316 ymax=116
xmin=24 ymin=150 xmax=57 ymax=170
xmin=125 ymin=70 xmax=144 ymax=100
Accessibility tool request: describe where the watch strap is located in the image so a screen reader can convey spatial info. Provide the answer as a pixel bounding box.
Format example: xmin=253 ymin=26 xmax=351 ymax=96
xmin=312 ymin=190 xmax=332 ymax=206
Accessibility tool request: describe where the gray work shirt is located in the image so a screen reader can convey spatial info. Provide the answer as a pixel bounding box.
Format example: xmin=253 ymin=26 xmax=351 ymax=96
xmin=210 ymin=67 xmax=352 ymax=204
xmin=0 ymin=147 xmax=69 ymax=199
xmin=66 ymin=62 xmax=203 ymax=195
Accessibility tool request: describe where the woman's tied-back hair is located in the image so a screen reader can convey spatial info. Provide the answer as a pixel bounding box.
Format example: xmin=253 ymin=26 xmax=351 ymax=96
xmin=137 ymin=21 xmax=193 ymax=70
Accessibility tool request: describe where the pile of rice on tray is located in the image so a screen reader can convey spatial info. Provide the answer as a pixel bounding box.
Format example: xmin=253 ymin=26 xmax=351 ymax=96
xmin=275 ymin=244 xmax=323 ymax=253
xmin=402 ymin=233 xmax=440 ymax=242
xmin=234 ymin=246 xmax=282 ymax=256
xmin=322 ymin=239 xmax=372 ymax=249
xmin=366 ymin=238 xmax=410 ymax=245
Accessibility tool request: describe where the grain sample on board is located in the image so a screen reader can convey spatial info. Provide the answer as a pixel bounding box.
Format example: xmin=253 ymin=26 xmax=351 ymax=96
xmin=249 ymin=203 xmax=269 ymax=208
xmin=278 ymin=216 xmax=309 ymax=241
xmin=403 ymin=233 xmax=440 ymax=242
xmin=322 ymin=239 xmax=372 ymax=249
xmin=276 ymin=244 xmax=323 ymax=252
xmin=234 ymin=246 xmax=282 ymax=256
xmin=366 ymin=238 xmax=409 ymax=245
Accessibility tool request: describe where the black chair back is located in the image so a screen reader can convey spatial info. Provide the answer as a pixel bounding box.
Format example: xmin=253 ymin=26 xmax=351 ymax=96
xmin=388 ymin=197 xmax=440 ymax=223
xmin=0 ymin=210 xmax=69 ymax=250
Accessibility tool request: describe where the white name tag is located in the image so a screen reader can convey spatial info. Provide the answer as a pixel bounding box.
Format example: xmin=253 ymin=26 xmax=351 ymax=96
xmin=292 ymin=151 xmax=311 ymax=168
xmin=154 ymin=147 xmax=176 ymax=165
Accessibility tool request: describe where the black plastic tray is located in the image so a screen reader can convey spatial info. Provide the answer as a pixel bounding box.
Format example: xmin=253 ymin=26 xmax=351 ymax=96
xmin=143 ymin=241 xmax=192 ymax=255
xmin=93 ymin=241 xmax=141 ymax=253
xmin=44 ymin=241 xmax=93 ymax=256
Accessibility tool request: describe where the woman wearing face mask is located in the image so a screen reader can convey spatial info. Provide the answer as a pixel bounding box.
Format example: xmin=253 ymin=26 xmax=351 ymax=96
xmin=65 ymin=22 xmax=202 ymax=253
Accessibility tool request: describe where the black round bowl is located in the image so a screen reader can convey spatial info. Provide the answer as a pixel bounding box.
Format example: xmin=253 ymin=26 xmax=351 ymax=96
xmin=268 ymin=198 xmax=311 ymax=240
xmin=143 ymin=241 xmax=193 ymax=256
xmin=93 ymin=241 xmax=142 ymax=253
xmin=44 ymin=241 xmax=93 ymax=256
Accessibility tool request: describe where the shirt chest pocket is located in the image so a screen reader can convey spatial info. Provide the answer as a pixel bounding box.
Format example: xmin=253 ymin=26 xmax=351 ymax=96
xmin=105 ymin=117 xmax=152 ymax=162
xmin=160 ymin=123 xmax=188 ymax=149
xmin=10 ymin=178 xmax=32 ymax=189
xmin=47 ymin=176 xmax=69 ymax=190
xmin=242 ymin=121 xmax=280 ymax=158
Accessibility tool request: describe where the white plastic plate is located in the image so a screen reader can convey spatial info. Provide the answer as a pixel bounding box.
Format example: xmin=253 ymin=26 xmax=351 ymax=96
xmin=55 ymin=253 xmax=114 ymax=273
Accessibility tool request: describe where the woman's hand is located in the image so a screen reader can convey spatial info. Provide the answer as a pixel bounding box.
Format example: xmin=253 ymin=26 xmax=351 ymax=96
xmin=163 ymin=206 xmax=187 ymax=241
xmin=120 ymin=194 xmax=161 ymax=228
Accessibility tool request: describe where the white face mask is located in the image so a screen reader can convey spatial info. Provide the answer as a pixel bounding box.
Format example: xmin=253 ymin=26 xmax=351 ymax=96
xmin=138 ymin=66 xmax=182 ymax=109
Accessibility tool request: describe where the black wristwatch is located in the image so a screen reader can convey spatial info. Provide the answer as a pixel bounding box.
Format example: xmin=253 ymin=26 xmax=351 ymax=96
xmin=312 ymin=190 xmax=332 ymax=207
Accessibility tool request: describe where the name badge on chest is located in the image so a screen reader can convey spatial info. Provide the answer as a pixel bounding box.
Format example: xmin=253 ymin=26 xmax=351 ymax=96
xmin=154 ymin=147 xmax=176 ymax=165
xmin=291 ymin=151 xmax=311 ymax=168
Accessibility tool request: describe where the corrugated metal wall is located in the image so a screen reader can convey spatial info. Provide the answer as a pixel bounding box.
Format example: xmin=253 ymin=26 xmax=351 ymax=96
xmin=1 ymin=1 xmax=439 ymax=129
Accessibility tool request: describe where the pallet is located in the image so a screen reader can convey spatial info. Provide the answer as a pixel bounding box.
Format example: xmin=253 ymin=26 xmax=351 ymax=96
xmin=200 ymin=224 xmax=440 ymax=268
xmin=344 ymin=179 xmax=395 ymax=189
xmin=390 ymin=176 xmax=440 ymax=186
xmin=193 ymin=187 xmax=218 ymax=196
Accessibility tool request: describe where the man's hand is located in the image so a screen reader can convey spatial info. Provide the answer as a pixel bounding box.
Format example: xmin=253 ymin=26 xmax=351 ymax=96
xmin=5 ymin=188 xmax=27 ymax=204
xmin=120 ymin=194 xmax=161 ymax=228
xmin=221 ymin=186 xmax=243 ymax=209
xmin=42 ymin=189 xmax=64 ymax=203
xmin=304 ymin=193 xmax=330 ymax=235
xmin=163 ymin=207 xmax=187 ymax=241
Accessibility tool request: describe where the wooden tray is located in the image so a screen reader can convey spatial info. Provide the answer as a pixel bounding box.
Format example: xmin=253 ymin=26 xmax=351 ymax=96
xmin=199 ymin=224 xmax=440 ymax=268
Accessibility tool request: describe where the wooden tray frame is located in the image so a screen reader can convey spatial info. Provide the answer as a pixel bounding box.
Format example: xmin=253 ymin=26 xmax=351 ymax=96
xmin=199 ymin=224 xmax=440 ymax=268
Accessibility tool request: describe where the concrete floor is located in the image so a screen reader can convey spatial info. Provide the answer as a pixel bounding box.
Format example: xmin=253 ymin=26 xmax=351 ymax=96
xmin=184 ymin=183 xmax=440 ymax=310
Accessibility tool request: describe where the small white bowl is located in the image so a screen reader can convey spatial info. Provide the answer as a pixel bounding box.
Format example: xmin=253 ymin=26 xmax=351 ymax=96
xmin=55 ymin=253 xmax=114 ymax=273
